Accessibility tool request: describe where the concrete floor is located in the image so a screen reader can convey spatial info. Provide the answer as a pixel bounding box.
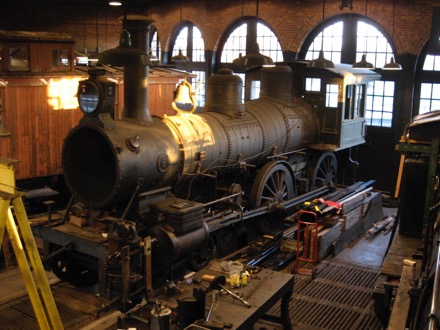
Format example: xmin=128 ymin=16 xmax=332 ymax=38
xmin=333 ymin=207 xmax=397 ymax=268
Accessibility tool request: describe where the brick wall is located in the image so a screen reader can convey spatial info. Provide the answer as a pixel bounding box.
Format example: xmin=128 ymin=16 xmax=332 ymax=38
xmin=0 ymin=0 xmax=436 ymax=57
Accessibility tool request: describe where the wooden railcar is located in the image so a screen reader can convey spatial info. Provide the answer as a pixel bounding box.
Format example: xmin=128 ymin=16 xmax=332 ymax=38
xmin=0 ymin=30 xmax=191 ymax=185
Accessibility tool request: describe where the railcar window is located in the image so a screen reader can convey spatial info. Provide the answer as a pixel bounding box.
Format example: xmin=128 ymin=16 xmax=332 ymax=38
xmin=8 ymin=45 xmax=29 ymax=71
xmin=51 ymin=49 xmax=69 ymax=70
xmin=250 ymin=80 xmax=261 ymax=100
xmin=305 ymin=78 xmax=321 ymax=92
xmin=326 ymin=84 xmax=339 ymax=108
xmin=344 ymin=85 xmax=365 ymax=120
xmin=355 ymin=85 xmax=365 ymax=118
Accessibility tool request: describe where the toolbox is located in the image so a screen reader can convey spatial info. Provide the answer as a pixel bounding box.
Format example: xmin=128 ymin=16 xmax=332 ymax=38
xmin=149 ymin=198 xmax=204 ymax=235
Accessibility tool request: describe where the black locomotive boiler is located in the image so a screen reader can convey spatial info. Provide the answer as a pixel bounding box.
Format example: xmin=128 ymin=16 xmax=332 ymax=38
xmin=33 ymin=36 xmax=381 ymax=310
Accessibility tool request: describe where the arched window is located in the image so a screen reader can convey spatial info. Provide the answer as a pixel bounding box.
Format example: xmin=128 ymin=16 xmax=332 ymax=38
xmin=218 ymin=18 xmax=283 ymax=101
xmin=414 ymin=50 xmax=440 ymax=115
xmin=170 ymin=23 xmax=206 ymax=107
xmin=301 ymin=16 xmax=397 ymax=128
xmin=150 ymin=28 xmax=161 ymax=63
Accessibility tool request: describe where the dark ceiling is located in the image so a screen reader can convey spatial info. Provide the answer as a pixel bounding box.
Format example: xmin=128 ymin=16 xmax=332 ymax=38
xmin=0 ymin=0 xmax=179 ymax=9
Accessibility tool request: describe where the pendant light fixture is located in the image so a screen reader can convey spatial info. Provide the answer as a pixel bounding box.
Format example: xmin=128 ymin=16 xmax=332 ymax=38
xmin=232 ymin=0 xmax=274 ymax=67
xmin=232 ymin=42 xmax=273 ymax=66
xmin=307 ymin=0 xmax=335 ymax=68
xmin=352 ymin=0 xmax=374 ymax=69
xmin=353 ymin=54 xmax=374 ymax=69
xmin=383 ymin=0 xmax=402 ymax=70
xmin=99 ymin=9 xmax=150 ymax=66
xmin=171 ymin=1 xmax=190 ymax=63
xmin=171 ymin=49 xmax=190 ymax=62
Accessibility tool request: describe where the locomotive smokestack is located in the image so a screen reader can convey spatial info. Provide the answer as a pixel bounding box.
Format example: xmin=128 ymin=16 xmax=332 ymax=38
xmin=99 ymin=23 xmax=152 ymax=123
xmin=205 ymin=68 xmax=245 ymax=117
xmin=260 ymin=66 xmax=293 ymax=103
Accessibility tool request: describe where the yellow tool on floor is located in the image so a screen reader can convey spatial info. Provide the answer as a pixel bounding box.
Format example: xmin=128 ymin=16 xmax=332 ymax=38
xmin=0 ymin=157 xmax=63 ymax=330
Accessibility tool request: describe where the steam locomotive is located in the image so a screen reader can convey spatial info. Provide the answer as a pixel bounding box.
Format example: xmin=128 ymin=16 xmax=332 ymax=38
xmin=33 ymin=33 xmax=381 ymax=311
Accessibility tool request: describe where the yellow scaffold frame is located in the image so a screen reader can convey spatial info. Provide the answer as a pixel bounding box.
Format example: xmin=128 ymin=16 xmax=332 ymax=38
xmin=0 ymin=157 xmax=63 ymax=330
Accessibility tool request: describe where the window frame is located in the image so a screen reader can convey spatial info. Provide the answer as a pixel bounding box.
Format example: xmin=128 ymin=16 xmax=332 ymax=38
xmin=413 ymin=42 xmax=440 ymax=116
xmin=169 ymin=22 xmax=207 ymax=108
xmin=299 ymin=14 xmax=399 ymax=129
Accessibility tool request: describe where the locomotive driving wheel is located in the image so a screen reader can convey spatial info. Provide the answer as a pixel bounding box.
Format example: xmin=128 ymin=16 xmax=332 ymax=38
xmin=307 ymin=151 xmax=338 ymax=189
xmin=250 ymin=161 xmax=295 ymax=211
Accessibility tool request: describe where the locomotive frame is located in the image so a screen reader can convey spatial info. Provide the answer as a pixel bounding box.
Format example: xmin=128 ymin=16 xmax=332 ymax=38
xmin=31 ymin=30 xmax=381 ymax=311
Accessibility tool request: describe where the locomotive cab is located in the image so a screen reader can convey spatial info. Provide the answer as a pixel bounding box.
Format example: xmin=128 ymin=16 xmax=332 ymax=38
xmin=298 ymin=63 xmax=380 ymax=151
xmin=246 ymin=62 xmax=381 ymax=151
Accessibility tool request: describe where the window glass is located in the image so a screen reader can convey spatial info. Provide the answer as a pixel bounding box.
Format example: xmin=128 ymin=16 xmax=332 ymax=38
xmin=192 ymin=27 xmax=205 ymax=62
xmin=355 ymin=85 xmax=365 ymax=118
xmin=250 ymin=80 xmax=261 ymax=100
xmin=52 ymin=49 xmax=69 ymax=70
xmin=171 ymin=24 xmax=206 ymax=108
xmin=221 ymin=21 xmax=283 ymax=64
xmin=256 ymin=23 xmax=283 ymax=62
xmin=419 ymin=83 xmax=440 ymax=114
xmin=8 ymin=46 xmax=29 ymax=71
xmin=150 ymin=30 xmax=161 ymax=61
xmin=304 ymin=18 xmax=396 ymax=127
xmin=172 ymin=26 xmax=189 ymax=58
xmin=305 ymin=78 xmax=321 ymax=92
xmin=237 ymin=73 xmax=245 ymax=102
xmin=365 ymin=81 xmax=395 ymax=127
xmin=355 ymin=21 xmax=394 ymax=69
xmin=326 ymin=84 xmax=339 ymax=108
xmin=306 ymin=21 xmax=343 ymax=64
xmin=221 ymin=23 xmax=247 ymax=63
xmin=191 ymin=70 xmax=206 ymax=107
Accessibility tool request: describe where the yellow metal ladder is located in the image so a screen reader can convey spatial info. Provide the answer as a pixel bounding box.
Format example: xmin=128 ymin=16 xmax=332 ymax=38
xmin=0 ymin=157 xmax=63 ymax=329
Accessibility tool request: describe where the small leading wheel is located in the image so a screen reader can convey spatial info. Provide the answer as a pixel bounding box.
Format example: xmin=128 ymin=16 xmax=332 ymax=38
xmin=307 ymin=151 xmax=338 ymax=189
xmin=250 ymin=161 xmax=295 ymax=211
xmin=186 ymin=236 xmax=216 ymax=271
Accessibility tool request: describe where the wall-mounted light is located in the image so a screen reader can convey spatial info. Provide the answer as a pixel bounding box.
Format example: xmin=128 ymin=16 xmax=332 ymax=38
xmin=109 ymin=1 xmax=122 ymax=6
xmin=340 ymin=0 xmax=353 ymax=10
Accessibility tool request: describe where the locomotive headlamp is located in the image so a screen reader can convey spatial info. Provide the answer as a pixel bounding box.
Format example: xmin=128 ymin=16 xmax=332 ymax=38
xmin=77 ymin=69 xmax=116 ymax=117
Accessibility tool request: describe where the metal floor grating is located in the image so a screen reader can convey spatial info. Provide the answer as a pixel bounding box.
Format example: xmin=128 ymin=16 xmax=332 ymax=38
xmin=264 ymin=259 xmax=384 ymax=330
xmin=0 ymin=282 xmax=110 ymax=330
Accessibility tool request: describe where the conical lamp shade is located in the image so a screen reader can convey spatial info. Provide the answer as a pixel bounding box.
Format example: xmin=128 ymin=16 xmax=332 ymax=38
xmin=307 ymin=50 xmax=335 ymax=68
xmin=99 ymin=30 xmax=150 ymax=66
xmin=353 ymin=54 xmax=374 ymax=69
xmin=383 ymin=57 xmax=402 ymax=70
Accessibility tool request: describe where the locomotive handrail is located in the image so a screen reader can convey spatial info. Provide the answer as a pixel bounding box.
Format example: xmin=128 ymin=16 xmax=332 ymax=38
xmin=205 ymin=185 xmax=331 ymax=232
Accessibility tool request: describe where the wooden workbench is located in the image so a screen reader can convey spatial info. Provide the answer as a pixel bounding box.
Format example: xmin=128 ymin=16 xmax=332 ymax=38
xmin=125 ymin=260 xmax=294 ymax=330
